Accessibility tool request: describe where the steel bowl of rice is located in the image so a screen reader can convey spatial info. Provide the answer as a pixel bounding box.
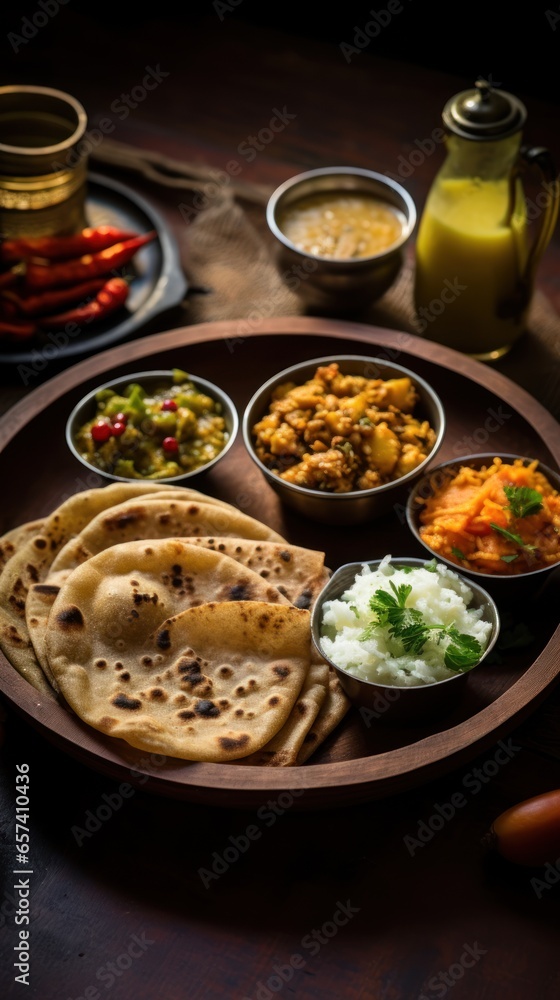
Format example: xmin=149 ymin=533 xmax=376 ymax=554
xmin=311 ymin=554 xmax=500 ymax=724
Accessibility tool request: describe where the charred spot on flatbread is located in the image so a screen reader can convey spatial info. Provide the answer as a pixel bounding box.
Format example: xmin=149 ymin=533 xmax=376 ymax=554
xmin=294 ymin=589 xmax=313 ymax=610
xmin=219 ymin=734 xmax=250 ymax=752
xmin=32 ymin=584 xmax=60 ymax=596
xmin=113 ymin=694 xmax=142 ymax=710
xmin=102 ymin=510 xmax=142 ymax=530
xmin=55 ymin=606 xmax=84 ymax=628
xmin=156 ymin=629 xmax=171 ymax=650
xmin=194 ymin=699 xmax=220 ymax=717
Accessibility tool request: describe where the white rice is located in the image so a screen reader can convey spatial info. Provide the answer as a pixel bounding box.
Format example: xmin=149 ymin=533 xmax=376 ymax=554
xmin=319 ymin=555 xmax=493 ymax=687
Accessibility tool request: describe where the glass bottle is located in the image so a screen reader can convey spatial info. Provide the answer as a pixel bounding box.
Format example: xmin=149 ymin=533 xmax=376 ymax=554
xmin=413 ymin=78 xmax=560 ymax=361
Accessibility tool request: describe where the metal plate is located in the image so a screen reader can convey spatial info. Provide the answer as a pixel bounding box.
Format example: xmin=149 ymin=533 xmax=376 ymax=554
xmin=0 ymin=171 xmax=188 ymax=367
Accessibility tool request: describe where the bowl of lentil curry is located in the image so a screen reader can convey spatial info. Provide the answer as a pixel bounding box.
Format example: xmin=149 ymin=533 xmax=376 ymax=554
xmin=242 ymin=355 xmax=445 ymax=525
xmin=266 ymin=166 xmax=417 ymax=314
xmin=67 ymin=368 xmax=238 ymax=483
xmin=406 ymin=454 xmax=560 ymax=601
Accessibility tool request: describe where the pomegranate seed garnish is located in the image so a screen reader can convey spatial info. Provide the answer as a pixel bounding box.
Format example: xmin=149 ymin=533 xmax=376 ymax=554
xmin=114 ymin=412 xmax=128 ymax=424
xmin=161 ymin=399 xmax=178 ymax=411
xmin=112 ymin=421 xmax=126 ymax=437
xmin=91 ymin=421 xmax=112 ymax=443
xmin=163 ymin=436 xmax=179 ymax=453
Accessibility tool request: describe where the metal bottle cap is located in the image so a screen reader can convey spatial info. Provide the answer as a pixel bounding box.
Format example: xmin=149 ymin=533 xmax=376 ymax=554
xmin=442 ymin=78 xmax=527 ymax=140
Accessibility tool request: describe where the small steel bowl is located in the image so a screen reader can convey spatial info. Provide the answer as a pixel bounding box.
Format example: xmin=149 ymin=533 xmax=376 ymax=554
xmin=66 ymin=369 xmax=239 ymax=485
xmin=311 ymin=556 xmax=501 ymax=725
xmin=406 ymin=453 xmax=560 ymax=604
xmin=266 ymin=166 xmax=417 ymax=314
xmin=242 ymin=354 xmax=446 ymax=526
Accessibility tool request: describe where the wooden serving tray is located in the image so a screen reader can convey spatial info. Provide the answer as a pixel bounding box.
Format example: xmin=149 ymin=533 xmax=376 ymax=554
xmin=1 ymin=316 xmax=559 ymax=809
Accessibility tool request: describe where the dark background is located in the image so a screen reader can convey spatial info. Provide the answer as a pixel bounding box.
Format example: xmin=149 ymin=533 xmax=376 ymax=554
xmin=233 ymin=2 xmax=560 ymax=103
xmin=1 ymin=1 xmax=559 ymax=106
xmin=1 ymin=6 xmax=560 ymax=1000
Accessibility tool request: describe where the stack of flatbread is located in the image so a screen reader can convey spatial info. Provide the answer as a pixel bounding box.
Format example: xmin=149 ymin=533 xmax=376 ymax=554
xmin=0 ymin=482 xmax=350 ymax=766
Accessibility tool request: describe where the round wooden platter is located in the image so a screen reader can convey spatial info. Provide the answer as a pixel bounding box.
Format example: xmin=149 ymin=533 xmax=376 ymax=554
xmin=1 ymin=316 xmax=559 ymax=809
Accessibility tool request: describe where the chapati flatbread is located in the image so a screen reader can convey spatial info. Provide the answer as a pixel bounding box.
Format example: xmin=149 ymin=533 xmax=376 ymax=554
xmin=0 ymin=486 xmax=348 ymax=767
xmin=236 ymin=660 xmax=329 ymax=766
xmin=27 ymin=531 xmax=326 ymax=687
xmin=0 ymin=520 xmax=44 ymax=573
xmin=296 ymin=667 xmax=351 ymax=763
xmin=42 ymin=534 xmax=293 ymax=687
xmin=25 ymin=568 xmax=77 ymax=693
xmin=0 ymin=482 xmax=247 ymax=694
xmin=48 ymin=498 xmax=286 ymax=577
xmin=46 ymin=587 xmax=311 ymax=761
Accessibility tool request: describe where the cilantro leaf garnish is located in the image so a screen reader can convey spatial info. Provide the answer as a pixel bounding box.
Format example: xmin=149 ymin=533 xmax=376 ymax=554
xmin=358 ymin=582 xmax=483 ymax=671
xmin=398 ymin=621 xmax=432 ymax=655
xmin=500 ymin=553 xmax=518 ymax=563
xmin=443 ymin=628 xmax=484 ymax=671
xmin=490 ymin=522 xmax=537 ymax=553
xmin=503 ymin=484 xmax=543 ymax=519
xmin=490 ymin=523 xmax=524 ymax=546
xmin=369 ymin=581 xmax=412 ymax=615
xmin=451 ymin=547 xmax=466 ymax=561
xmin=359 ymin=582 xmax=415 ymax=640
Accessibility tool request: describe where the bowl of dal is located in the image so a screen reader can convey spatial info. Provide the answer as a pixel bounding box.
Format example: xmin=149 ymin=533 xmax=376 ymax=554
xmin=242 ymin=354 xmax=446 ymax=526
xmin=310 ymin=554 xmax=500 ymax=724
xmin=266 ymin=166 xmax=417 ymax=313
xmin=405 ymin=453 xmax=560 ymax=602
xmin=66 ymin=368 xmax=239 ymax=484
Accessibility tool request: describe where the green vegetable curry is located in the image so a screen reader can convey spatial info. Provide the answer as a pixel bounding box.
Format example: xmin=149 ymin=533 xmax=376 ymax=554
xmin=74 ymin=369 xmax=229 ymax=479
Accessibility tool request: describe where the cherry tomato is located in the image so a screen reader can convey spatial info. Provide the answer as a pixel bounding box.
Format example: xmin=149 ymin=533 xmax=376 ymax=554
xmin=484 ymin=789 xmax=560 ymax=866
xmin=163 ymin=436 xmax=179 ymax=453
xmin=161 ymin=399 xmax=178 ymax=412
xmin=112 ymin=421 xmax=127 ymax=437
xmin=114 ymin=412 xmax=128 ymax=424
xmin=91 ymin=421 xmax=112 ymax=443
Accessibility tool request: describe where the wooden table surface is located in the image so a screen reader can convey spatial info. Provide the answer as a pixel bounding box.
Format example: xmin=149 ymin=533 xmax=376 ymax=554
xmin=1 ymin=7 xmax=560 ymax=999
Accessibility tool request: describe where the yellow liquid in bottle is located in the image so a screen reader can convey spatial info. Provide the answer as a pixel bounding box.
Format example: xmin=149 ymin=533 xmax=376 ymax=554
xmin=413 ymin=177 xmax=529 ymax=359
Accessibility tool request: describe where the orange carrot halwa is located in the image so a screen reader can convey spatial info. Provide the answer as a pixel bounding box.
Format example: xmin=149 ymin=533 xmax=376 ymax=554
xmin=416 ymin=457 xmax=560 ymax=575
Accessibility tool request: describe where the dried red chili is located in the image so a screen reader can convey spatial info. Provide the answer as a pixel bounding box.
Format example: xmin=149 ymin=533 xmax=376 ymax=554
xmin=0 ymin=296 xmax=18 ymax=320
xmin=0 ymin=266 xmax=21 ymax=290
xmin=25 ymin=231 xmax=158 ymax=291
xmin=37 ymin=277 xmax=130 ymax=328
xmin=3 ymin=278 xmax=107 ymax=317
xmin=0 ymin=225 xmax=137 ymax=263
xmin=0 ymin=318 xmax=38 ymax=340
